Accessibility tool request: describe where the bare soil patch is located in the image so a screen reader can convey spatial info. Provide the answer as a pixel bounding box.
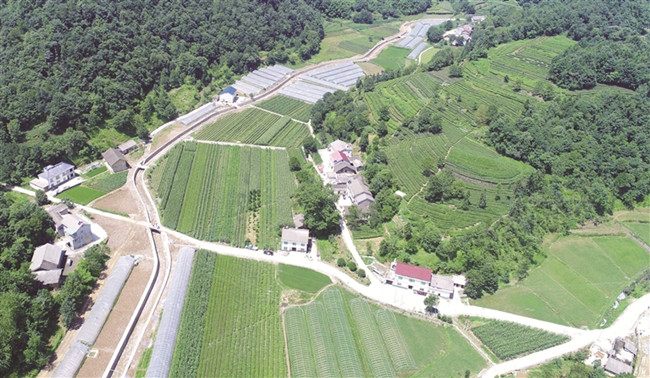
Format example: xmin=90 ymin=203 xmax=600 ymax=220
xmin=91 ymin=185 xmax=144 ymax=221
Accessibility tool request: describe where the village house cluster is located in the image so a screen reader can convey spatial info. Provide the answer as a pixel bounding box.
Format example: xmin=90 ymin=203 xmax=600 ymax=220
xmin=325 ymin=139 xmax=375 ymax=214
xmin=30 ymin=204 xmax=93 ymax=287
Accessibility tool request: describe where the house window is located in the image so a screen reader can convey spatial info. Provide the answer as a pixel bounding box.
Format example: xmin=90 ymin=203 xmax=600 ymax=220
xmin=292 ymin=242 xmax=296 ymax=245
xmin=283 ymin=241 xmax=288 ymax=244
xmin=409 ymin=278 xmax=415 ymax=283
xmin=300 ymin=243 xmax=305 ymax=246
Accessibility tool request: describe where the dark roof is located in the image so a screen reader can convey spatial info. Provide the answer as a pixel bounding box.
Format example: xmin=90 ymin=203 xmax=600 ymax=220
xmin=604 ymin=358 xmax=633 ymax=375
xmin=118 ymin=140 xmax=137 ymax=152
xmin=624 ymin=341 xmax=637 ymax=355
xmin=220 ymin=86 xmax=237 ymax=95
xmin=30 ymin=243 xmax=64 ymax=271
xmin=38 ymin=162 xmax=74 ymax=181
xmin=102 ymin=148 xmax=126 ymax=166
xmin=395 ymin=262 xmax=432 ymax=282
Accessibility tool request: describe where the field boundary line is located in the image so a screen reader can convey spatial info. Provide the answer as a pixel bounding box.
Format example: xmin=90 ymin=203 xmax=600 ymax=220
xmin=192 ymin=139 xmax=287 ymax=150
xmin=251 ymin=105 xmax=310 ymax=125
xmin=451 ymin=319 xmax=495 ymax=366
xmin=550 ymin=250 xmax=616 ymax=298
xmin=280 ymin=309 xmax=292 ymax=377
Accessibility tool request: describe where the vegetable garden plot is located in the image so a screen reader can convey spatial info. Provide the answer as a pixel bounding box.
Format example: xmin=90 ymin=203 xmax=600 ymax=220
xmin=284 ymin=307 xmax=317 ymax=378
xmin=375 ymin=310 xmax=416 ymax=371
xmin=470 ymin=319 xmax=569 ymax=360
xmin=153 ymin=143 xmax=296 ymax=248
xmin=323 ymin=289 xmax=364 ymax=377
xmin=349 ymin=299 xmax=395 ymax=377
xmin=256 ymin=95 xmax=313 ymax=122
xmin=305 ymin=302 xmax=341 ymax=377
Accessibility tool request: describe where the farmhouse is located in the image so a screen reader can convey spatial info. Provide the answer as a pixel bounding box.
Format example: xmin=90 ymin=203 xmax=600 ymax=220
xmin=346 ymin=176 xmax=375 ymax=212
xmin=328 ymin=139 xmax=352 ymax=157
xmin=31 ymin=162 xmax=76 ymax=190
xmin=443 ymin=25 xmax=474 ymax=45
xmin=281 ymin=228 xmax=310 ymax=252
xmin=392 ymin=262 xmax=432 ymax=292
xmin=59 ymin=214 xmax=93 ymax=249
xmin=430 ymin=274 xmax=455 ymax=298
xmin=48 ymin=203 xmax=70 ymax=225
xmin=30 ymin=243 xmax=65 ymax=272
xmin=102 ymin=148 xmax=129 ymax=173
xmin=604 ymin=358 xmax=633 ymax=375
xmin=350 ymin=156 xmax=363 ymax=171
xmin=118 ymin=140 xmax=137 ymax=154
xmin=220 ymin=86 xmax=238 ymax=103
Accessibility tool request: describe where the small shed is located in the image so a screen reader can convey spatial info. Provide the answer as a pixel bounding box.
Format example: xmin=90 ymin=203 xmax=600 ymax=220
xmin=102 ymin=148 xmax=128 ymax=173
xmin=118 ymin=140 xmax=137 ymax=154
xmin=604 ymin=358 xmax=633 ymax=375
xmin=220 ymin=86 xmax=238 ymax=103
xmin=34 ymin=269 xmax=63 ymax=288
xmin=430 ymin=274 xmax=455 ymax=298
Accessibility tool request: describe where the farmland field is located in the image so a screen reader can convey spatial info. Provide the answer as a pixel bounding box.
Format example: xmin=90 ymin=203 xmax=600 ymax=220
xmin=194 ymin=108 xmax=310 ymax=148
xmin=468 ymin=318 xmax=569 ymax=360
xmin=284 ymin=286 xmax=486 ymax=377
xmin=57 ymin=170 xmax=129 ymax=205
xmin=277 ymin=264 xmax=331 ymax=293
xmin=170 ymin=252 xmax=287 ymax=377
xmin=151 ymin=142 xmax=295 ymax=248
xmin=371 ymin=46 xmax=412 ymax=71
xmin=255 ymin=95 xmax=313 ymax=122
xmin=473 ymin=234 xmax=650 ymax=328
xmin=624 ymin=222 xmax=650 ymax=245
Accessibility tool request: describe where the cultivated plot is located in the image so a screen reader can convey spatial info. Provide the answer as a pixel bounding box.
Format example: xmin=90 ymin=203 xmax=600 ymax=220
xmin=151 ymin=142 xmax=295 ymax=248
xmin=474 ymin=234 xmax=650 ymax=328
xmin=284 ymin=287 xmax=485 ymax=377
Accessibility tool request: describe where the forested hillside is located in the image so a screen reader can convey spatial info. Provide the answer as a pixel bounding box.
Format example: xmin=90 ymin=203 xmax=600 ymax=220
xmin=0 ymin=0 xmax=324 ymax=183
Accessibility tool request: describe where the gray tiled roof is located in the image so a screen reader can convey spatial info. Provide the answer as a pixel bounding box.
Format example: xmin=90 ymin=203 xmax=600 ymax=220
xmin=102 ymin=148 xmax=126 ymax=166
xmin=281 ymin=228 xmax=309 ymax=244
xmin=38 ymin=162 xmax=74 ymax=181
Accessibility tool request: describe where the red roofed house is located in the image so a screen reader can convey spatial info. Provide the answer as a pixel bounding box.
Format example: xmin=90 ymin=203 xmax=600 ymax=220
xmin=330 ymin=151 xmax=356 ymax=174
xmin=394 ymin=262 xmax=431 ymax=292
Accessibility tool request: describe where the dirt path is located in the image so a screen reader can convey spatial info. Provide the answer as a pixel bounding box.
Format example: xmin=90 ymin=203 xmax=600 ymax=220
xmin=251 ymin=105 xmax=309 ymax=125
xmin=191 ymin=139 xmax=287 ymax=150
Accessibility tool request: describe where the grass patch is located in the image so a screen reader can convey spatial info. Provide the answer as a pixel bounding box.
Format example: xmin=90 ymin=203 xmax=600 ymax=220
xmin=92 ymin=207 xmax=130 ymax=218
xmin=371 ymin=46 xmax=412 ymax=71
xmin=623 ymin=221 xmax=650 ymax=245
xmin=135 ymin=347 xmax=153 ymax=378
xmin=57 ymin=186 xmax=106 ymax=205
xmin=277 ymin=264 xmax=331 ymax=293
xmin=169 ymin=84 xmax=201 ymax=114
xmin=473 ymin=233 xmax=650 ymax=328
xmin=86 ymin=171 xmax=128 ymax=192
xmin=3 ymin=191 xmax=33 ymax=204
xmin=84 ymin=166 xmax=107 ymax=178
xmin=467 ymin=318 xmax=569 ymax=360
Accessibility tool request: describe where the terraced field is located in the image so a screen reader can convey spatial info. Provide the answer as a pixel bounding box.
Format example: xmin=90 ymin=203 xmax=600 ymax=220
xmin=195 ymin=108 xmax=310 ymax=148
xmin=284 ymin=287 xmax=486 ymax=377
xmin=151 ymin=142 xmax=295 ymax=248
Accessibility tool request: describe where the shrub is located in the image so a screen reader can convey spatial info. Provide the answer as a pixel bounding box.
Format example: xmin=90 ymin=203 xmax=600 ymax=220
xmin=356 ymin=269 xmax=366 ymax=278
xmin=337 ymin=258 xmax=346 ymax=267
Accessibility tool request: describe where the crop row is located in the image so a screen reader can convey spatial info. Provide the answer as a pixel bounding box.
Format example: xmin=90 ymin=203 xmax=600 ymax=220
xmin=154 ymin=143 xmax=296 ymax=248
xmin=284 ymin=307 xmax=318 ymax=378
xmin=349 ymin=299 xmax=395 ymax=377
xmin=471 ymin=319 xmax=569 ymax=360
xmin=375 ymin=310 xmax=416 ymax=371
xmin=256 ymin=95 xmax=314 ymax=122
xmin=195 ymin=107 xmax=309 ymax=147
xmin=169 ymin=251 xmax=217 ymax=378
xmin=196 ymin=256 xmax=287 ymax=377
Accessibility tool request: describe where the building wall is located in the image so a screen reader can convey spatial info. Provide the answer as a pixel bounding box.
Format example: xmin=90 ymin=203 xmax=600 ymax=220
xmin=430 ymin=287 xmax=454 ymax=299
xmin=221 ymin=93 xmax=235 ymax=103
xmin=281 ymin=239 xmax=307 ymax=252
xmin=70 ymin=224 xmax=92 ymax=249
xmin=108 ymin=160 xmax=128 ymax=173
xmin=48 ymin=168 xmax=75 ymax=188
xmin=394 ymin=274 xmax=429 ymax=291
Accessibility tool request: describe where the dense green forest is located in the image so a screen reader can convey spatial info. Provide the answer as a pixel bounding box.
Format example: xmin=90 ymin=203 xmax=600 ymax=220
xmin=0 ymin=0 xmax=325 ymax=184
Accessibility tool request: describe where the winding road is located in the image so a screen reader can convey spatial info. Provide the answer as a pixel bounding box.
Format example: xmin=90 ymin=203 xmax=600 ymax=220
xmin=16 ymin=17 xmax=650 ymax=378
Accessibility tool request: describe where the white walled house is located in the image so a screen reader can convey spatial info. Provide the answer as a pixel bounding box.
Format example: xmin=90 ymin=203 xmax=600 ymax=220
xmin=219 ymin=86 xmax=238 ymax=103
xmin=281 ymin=228 xmax=310 ymax=252
xmin=32 ymin=162 xmax=76 ymax=190
xmin=328 ymin=140 xmax=352 ymax=157
xmin=392 ymin=262 xmax=432 ymax=292
xmin=60 ymin=214 xmax=93 ymax=249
